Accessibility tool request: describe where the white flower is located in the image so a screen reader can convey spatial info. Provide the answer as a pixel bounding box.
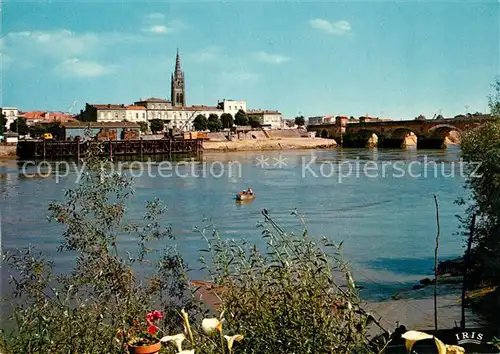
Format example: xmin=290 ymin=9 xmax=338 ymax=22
xmin=160 ymin=333 xmax=186 ymax=352
xmin=402 ymin=330 xmax=433 ymax=352
xmin=434 ymin=337 xmax=465 ymax=354
xmin=224 ymin=334 xmax=243 ymax=352
xmin=201 ymin=318 xmax=222 ymax=335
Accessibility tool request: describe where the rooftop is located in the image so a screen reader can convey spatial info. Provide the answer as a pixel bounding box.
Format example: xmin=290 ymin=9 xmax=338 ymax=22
xmin=88 ymin=104 xmax=126 ymax=110
xmin=135 ymin=97 xmax=171 ymax=103
xmin=247 ymin=109 xmax=282 ymax=114
xmin=63 ymin=121 xmax=140 ymax=128
xmin=125 ymin=105 xmax=146 ymax=110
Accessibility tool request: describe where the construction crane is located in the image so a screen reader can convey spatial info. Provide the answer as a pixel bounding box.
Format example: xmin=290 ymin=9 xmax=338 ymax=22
xmin=67 ymin=100 xmax=77 ymax=115
xmin=169 ymin=110 xmax=200 ymax=138
xmin=179 ymin=110 xmax=199 ymax=132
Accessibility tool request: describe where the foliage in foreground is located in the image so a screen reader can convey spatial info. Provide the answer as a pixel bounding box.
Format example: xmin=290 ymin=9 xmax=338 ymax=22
xmin=456 ymin=78 xmax=500 ymax=321
xmin=0 ymin=141 xmax=388 ymax=353
xmin=457 ymin=78 xmax=500 ymax=289
xmin=0 ymin=147 xmax=200 ymax=353
xmin=198 ymin=211 xmax=382 ymax=354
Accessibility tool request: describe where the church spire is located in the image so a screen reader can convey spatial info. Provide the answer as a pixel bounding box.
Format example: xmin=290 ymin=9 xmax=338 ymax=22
xmin=171 ymin=48 xmax=185 ymax=107
xmin=175 ymin=48 xmax=181 ymax=76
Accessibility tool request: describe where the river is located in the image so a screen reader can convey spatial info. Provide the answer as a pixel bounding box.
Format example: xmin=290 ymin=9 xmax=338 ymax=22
xmin=0 ymin=147 xmax=470 ymax=302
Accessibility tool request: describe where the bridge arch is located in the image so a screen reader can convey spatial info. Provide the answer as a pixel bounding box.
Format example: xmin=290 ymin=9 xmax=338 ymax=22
xmin=320 ymin=129 xmax=329 ymax=138
xmin=358 ymin=129 xmax=379 ymax=147
xmin=428 ymin=124 xmax=462 ymax=138
xmin=389 ymin=127 xmax=417 ymax=139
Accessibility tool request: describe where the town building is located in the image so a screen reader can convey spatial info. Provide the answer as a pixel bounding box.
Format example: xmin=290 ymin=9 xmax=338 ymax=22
xmin=21 ymin=111 xmax=75 ymax=125
xmin=76 ymin=50 xmax=281 ymax=132
xmin=1 ymin=107 xmax=18 ymax=129
xmin=125 ymin=105 xmax=147 ymax=122
xmin=79 ymin=104 xmax=126 ymax=122
xmin=247 ymin=109 xmax=284 ymax=129
xmin=217 ymin=99 xmax=247 ymax=116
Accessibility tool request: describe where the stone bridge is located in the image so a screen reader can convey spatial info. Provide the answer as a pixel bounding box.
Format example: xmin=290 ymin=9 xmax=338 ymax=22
xmin=307 ymin=115 xmax=494 ymax=148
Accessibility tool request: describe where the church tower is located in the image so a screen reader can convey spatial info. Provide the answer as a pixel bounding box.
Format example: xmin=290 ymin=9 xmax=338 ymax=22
xmin=171 ymin=49 xmax=186 ymax=107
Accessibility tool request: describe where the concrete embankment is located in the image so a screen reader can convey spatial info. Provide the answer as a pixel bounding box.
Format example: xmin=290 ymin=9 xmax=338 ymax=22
xmin=203 ymin=137 xmax=337 ymax=152
xmin=203 ymin=129 xmax=337 ymax=151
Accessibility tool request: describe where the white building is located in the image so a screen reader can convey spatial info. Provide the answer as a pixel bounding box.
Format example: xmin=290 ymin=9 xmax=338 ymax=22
xmin=167 ymin=106 xmax=223 ymax=131
xmin=247 ymin=109 xmax=284 ymax=129
xmin=134 ymin=97 xmax=172 ymax=121
xmin=80 ymin=104 xmax=126 ymax=122
xmin=125 ymin=105 xmax=147 ymax=122
xmin=1 ymin=107 xmax=18 ymax=130
xmin=217 ymin=99 xmax=246 ymax=117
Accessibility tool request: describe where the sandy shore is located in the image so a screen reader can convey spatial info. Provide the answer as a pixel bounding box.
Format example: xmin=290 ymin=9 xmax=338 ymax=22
xmin=203 ymin=137 xmax=337 ymax=152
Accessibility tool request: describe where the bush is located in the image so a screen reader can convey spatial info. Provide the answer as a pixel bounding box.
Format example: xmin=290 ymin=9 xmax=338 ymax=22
xmin=0 ymin=144 xmax=203 ymax=353
xmin=198 ymin=210 xmax=379 ymax=354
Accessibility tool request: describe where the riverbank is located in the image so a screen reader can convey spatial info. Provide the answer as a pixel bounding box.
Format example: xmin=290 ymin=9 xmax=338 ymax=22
xmin=203 ymin=137 xmax=337 ymax=151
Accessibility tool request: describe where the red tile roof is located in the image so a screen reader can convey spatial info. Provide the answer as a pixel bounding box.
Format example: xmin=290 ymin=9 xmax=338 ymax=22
xmin=22 ymin=111 xmax=76 ymax=122
xmin=125 ymin=105 xmax=146 ymax=110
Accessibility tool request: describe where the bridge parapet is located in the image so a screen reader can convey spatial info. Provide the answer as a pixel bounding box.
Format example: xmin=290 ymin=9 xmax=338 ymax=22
xmin=306 ymin=115 xmax=495 ymax=148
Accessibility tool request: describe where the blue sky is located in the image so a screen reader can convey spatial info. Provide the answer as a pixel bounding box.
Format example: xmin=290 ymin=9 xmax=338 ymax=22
xmin=2 ymin=1 xmax=498 ymax=119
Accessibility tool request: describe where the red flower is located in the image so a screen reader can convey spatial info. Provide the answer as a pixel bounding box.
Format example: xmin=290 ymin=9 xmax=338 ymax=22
xmin=146 ymin=310 xmax=163 ymax=323
xmin=152 ymin=310 xmax=162 ymax=320
xmin=148 ymin=325 xmax=158 ymax=335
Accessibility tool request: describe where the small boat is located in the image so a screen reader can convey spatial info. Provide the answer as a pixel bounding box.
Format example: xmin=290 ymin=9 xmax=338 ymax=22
xmin=236 ymin=192 xmax=255 ymax=201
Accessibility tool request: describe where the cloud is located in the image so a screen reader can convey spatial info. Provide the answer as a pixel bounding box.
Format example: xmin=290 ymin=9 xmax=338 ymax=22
xmin=254 ymin=51 xmax=291 ymax=64
xmin=144 ymin=13 xmax=165 ymax=20
xmin=310 ymin=19 xmax=351 ymax=35
xmin=55 ymin=58 xmax=117 ymax=78
xmin=4 ymin=29 xmax=132 ymax=58
xmin=146 ymin=25 xmax=169 ymax=34
xmin=141 ymin=20 xmax=187 ymax=35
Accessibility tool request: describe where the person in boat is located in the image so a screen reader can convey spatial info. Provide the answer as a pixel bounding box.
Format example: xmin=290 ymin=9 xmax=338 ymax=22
xmin=246 ymin=187 xmax=253 ymax=195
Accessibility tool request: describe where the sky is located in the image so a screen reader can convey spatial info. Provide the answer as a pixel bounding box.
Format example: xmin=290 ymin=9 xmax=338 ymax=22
xmin=1 ymin=0 xmax=499 ymax=119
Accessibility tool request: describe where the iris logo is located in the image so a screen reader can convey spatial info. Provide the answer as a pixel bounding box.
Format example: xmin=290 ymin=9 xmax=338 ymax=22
xmin=455 ymin=332 xmax=484 ymax=345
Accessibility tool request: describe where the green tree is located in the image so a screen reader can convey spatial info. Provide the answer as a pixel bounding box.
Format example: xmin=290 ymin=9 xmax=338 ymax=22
xmin=138 ymin=121 xmax=148 ymax=133
xmin=149 ymin=119 xmax=164 ymax=134
xmin=295 ymin=115 xmax=305 ymax=126
xmin=456 ymin=78 xmax=500 ymax=321
xmin=220 ymin=113 xmax=234 ymax=129
xmin=488 ymin=77 xmax=500 ymax=117
xmin=234 ymin=109 xmax=248 ymax=126
xmin=193 ymin=114 xmax=208 ymax=131
xmin=29 ymin=124 xmax=47 ymax=139
xmin=248 ymin=116 xmax=261 ymax=128
xmin=0 ymin=113 xmax=6 ymax=134
xmin=46 ymin=122 xmax=64 ymax=139
xmin=207 ymin=114 xmax=222 ymax=132
xmin=10 ymin=117 xmax=29 ymax=135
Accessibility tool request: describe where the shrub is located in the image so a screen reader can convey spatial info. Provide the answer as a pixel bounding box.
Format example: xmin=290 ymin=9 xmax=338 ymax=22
xmin=198 ymin=210 xmax=380 ymax=354
xmin=0 ymin=142 xmax=204 ymax=353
